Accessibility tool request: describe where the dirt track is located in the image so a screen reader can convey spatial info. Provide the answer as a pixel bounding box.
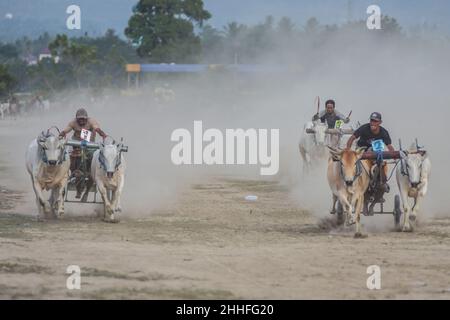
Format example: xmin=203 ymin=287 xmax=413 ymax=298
xmin=1 ymin=173 xmax=450 ymax=299
xmin=0 ymin=116 xmax=450 ymax=300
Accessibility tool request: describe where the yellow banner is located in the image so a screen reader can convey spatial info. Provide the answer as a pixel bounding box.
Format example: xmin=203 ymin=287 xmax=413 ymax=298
xmin=126 ymin=64 xmax=141 ymax=73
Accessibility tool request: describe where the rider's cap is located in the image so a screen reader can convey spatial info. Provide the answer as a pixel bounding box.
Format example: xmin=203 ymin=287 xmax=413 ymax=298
xmin=325 ymin=99 xmax=335 ymax=107
xmin=370 ymin=112 xmax=382 ymax=121
xmin=76 ymin=108 xmax=88 ymax=119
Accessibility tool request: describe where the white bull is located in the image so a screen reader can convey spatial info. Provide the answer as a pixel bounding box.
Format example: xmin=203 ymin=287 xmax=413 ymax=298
xmin=299 ymin=121 xmax=328 ymax=172
xmin=327 ymin=148 xmax=371 ymax=238
xmin=396 ymin=148 xmax=431 ymax=232
xmin=0 ymin=103 xmax=10 ymax=120
xmin=91 ymin=142 xmax=126 ymax=223
xmin=25 ymin=132 xmax=69 ymax=220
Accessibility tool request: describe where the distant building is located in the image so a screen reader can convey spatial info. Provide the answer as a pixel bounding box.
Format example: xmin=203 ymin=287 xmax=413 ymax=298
xmin=38 ymin=48 xmax=52 ymax=61
xmin=38 ymin=48 xmax=60 ymax=63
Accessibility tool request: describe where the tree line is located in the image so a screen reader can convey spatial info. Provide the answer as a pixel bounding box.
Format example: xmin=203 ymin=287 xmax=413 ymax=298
xmin=0 ymin=0 xmax=446 ymax=99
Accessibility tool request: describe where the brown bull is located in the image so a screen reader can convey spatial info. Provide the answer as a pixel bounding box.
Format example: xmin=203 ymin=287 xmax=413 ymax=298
xmin=327 ymin=148 xmax=371 ymax=238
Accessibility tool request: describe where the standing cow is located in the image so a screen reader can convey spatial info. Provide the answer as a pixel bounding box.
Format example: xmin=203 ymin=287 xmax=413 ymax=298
xmin=26 ymin=132 xmax=69 ymax=220
xmin=91 ymin=142 xmax=126 ymax=223
xmin=396 ymin=148 xmax=431 ymax=232
xmin=327 ymin=147 xmax=371 ymax=238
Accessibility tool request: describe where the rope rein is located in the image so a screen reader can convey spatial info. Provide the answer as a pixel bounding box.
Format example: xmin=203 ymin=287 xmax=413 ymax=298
xmin=386 ymin=160 xmax=400 ymax=182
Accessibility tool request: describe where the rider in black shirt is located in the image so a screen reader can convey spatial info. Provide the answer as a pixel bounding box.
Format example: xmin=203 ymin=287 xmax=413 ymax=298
xmin=346 ymin=112 xmax=395 ymax=152
xmin=346 ymin=112 xmax=394 ymax=210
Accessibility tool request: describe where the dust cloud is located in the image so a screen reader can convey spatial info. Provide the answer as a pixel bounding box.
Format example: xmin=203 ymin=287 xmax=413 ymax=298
xmin=1 ymin=22 xmax=449 ymax=222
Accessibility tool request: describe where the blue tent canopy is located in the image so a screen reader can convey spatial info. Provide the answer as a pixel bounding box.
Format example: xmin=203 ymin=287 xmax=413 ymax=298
xmin=140 ymin=64 xmax=208 ymax=73
xmin=137 ymin=64 xmax=290 ymax=74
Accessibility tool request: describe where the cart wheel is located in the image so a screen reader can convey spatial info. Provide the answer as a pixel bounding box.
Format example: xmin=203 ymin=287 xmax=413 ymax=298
xmin=394 ymin=195 xmax=402 ymax=229
xmin=337 ymin=202 xmax=344 ymax=226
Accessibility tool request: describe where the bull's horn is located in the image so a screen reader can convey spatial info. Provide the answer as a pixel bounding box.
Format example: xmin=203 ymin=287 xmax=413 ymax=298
xmin=38 ymin=131 xmax=46 ymax=141
xmin=327 ymin=146 xmax=341 ymax=152
xmin=355 ymin=147 xmax=366 ymax=153
xmin=328 ymin=147 xmax=343 ymax=157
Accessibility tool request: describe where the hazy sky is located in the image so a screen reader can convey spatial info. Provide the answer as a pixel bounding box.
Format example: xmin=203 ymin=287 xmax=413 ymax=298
xmin=205 ymin=0 xmax=450 ymax=33
xmin=0 ymin=0 xmax=449 ymax=38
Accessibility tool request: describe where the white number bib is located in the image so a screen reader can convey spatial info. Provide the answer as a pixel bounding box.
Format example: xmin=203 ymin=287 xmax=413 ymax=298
xmin=80 ymin=128 xmax=92 ymax=142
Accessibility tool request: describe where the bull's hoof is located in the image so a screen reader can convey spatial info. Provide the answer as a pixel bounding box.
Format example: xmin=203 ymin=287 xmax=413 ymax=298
xmin=402 ymin=225 xmax=413 ymax=233
xmin=102 ymin=218 xmax=120 ymax=224
xmin=354 ymin=232 xmax=368 ymax=239
xmin=346 ymin=217 xmax=356 ymax=226
xmin=44 ymin=211 xmax=55 ymax=220
xmin=43 ymin=204 xmax=52 ymax=215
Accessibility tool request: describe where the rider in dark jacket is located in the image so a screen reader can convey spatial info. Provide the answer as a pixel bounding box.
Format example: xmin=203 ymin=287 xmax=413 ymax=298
xmin=313 ymin=99 xmax=350 ymax=129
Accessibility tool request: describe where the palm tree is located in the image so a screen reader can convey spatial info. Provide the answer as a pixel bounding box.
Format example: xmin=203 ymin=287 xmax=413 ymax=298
xmin=223 ymin=22 xmax=247 ymax=64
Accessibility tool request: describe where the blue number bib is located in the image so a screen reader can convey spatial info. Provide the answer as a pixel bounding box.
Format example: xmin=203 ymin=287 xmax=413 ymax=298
xmin=371 ymin=139 xmax=385 ymax=152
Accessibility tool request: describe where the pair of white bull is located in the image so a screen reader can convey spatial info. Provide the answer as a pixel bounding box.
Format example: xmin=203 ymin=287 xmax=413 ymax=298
xmin=299 ymin=120 xmax=352 ymax=172
xmin=327 ymin=147 xmax=431 ymax=237
xmin=25 ymin=132 xmax=125 ymax=222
